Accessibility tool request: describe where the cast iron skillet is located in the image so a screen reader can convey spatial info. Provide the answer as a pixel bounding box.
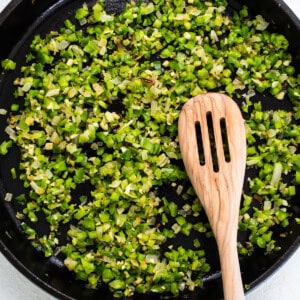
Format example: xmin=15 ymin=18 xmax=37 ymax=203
xmin=0 ymin=0 xmax=299 ymax=299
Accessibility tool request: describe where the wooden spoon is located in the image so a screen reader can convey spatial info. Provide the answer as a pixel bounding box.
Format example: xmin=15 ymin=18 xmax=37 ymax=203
xmin=178 ymin=93 xmax=246 ymax=300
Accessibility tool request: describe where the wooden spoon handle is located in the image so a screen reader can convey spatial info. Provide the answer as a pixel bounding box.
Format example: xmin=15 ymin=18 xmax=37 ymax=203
xmin=218 ymin=238 xmax=245 ymax=300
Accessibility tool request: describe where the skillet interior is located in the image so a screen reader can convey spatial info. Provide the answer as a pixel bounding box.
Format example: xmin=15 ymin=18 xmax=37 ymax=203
xmin=0 ymin=0 xmax=299 ymax=299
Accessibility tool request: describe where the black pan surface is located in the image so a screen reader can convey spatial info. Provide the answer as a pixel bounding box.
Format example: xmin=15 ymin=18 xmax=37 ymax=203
xmin=0 ymin=0 xmax=299 ymax=299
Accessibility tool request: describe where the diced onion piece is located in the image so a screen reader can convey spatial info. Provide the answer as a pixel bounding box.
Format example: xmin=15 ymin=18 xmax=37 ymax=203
xmin=4 ymin=192 xmax=13 ymax=202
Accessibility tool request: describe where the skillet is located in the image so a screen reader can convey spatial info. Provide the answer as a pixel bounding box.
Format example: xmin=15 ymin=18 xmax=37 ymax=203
xmin=0 ymin=0 xmax=299 ymax=299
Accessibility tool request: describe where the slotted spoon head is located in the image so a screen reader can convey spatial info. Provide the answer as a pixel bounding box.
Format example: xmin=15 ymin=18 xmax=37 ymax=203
xmin=178 ymin=93 xmax=246 ymax=300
